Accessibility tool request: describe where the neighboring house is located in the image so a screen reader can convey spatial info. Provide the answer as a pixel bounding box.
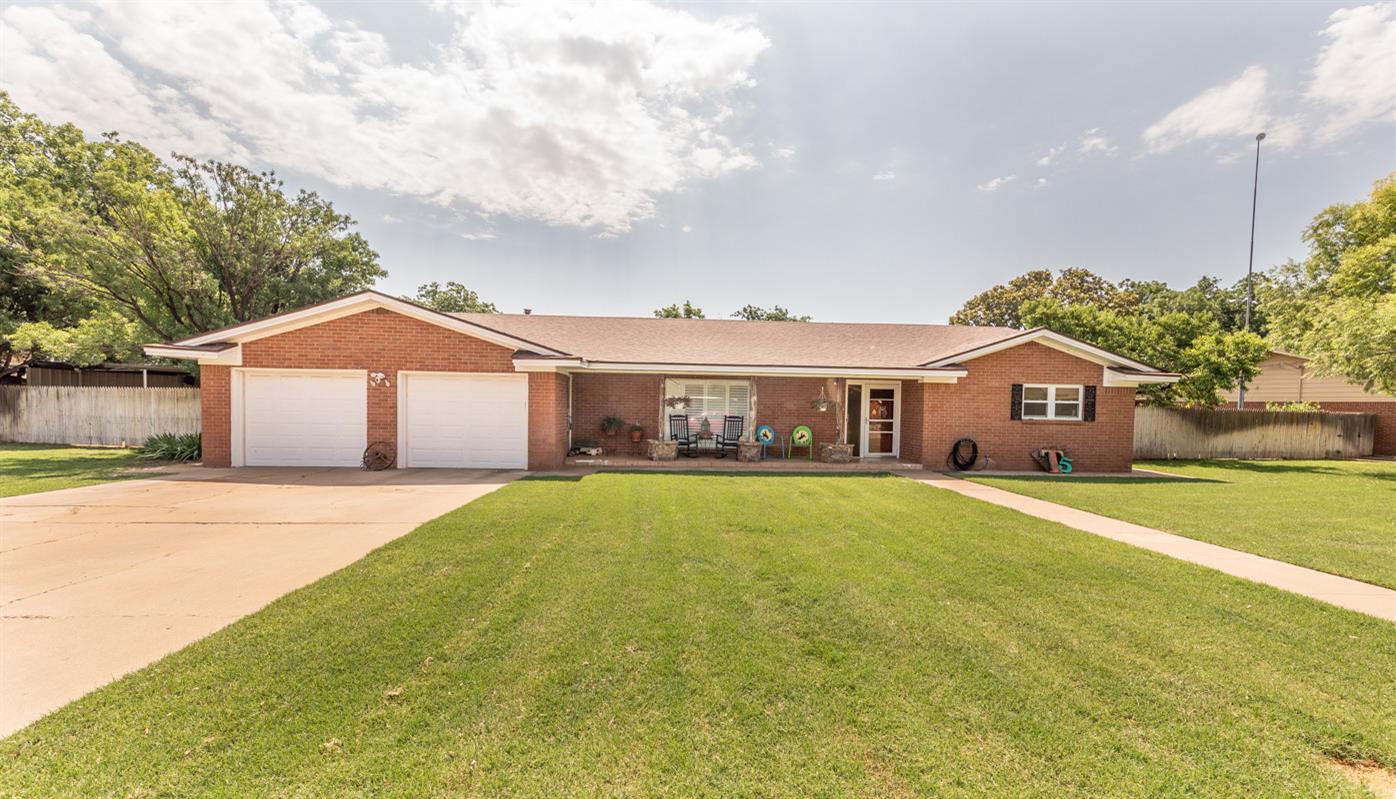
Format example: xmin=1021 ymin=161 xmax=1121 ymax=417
xmin=144 ymin=291 xmax=1178 ymax=472
xmin=1223 ymin=350 xmax=1396 ymax=456
xmin=0 ymin=360 xmax=196 ymax=388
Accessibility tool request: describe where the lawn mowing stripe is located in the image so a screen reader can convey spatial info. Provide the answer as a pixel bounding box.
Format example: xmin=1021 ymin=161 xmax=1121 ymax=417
xmin=2 ymin=474 xmax=1392 ymax=798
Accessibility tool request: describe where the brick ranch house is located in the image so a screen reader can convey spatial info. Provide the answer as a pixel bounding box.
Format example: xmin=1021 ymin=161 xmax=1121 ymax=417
xmin=144 ymin=291 xmax=1179 ymax=473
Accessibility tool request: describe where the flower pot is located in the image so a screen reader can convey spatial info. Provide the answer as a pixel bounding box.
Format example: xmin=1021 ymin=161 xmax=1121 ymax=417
xmin=737 ymin=441 xmax=763 ymax=463
xmin=629 ymin=428 xmax=644 ymax=443
xmin=819 ymin=443 xmax=854 ymax=464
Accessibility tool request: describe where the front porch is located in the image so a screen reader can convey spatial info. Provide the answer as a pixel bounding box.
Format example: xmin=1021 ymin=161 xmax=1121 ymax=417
xmin=566 ymin=373 xmax=928 ymax=466
xmin=562 ymin=454 xmax=924 ymax=472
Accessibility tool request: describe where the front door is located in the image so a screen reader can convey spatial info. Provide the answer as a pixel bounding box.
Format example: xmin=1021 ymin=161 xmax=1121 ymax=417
xmin=845 ymin=382 xmax=900 ymax=458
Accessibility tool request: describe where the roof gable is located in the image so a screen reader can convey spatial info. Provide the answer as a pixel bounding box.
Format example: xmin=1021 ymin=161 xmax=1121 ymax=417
xmin=919 ymin=328 xmax=1166 ymax=372
xmin=165 ymin=291 xmax=568 ymax=356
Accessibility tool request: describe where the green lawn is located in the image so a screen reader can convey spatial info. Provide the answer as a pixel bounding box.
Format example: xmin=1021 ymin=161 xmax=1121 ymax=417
xmin=969 ymin=459 xmax=1396 ymax=589
xmin=0 ymin=443 xmax=154 ymax=498
xmin=3 ymin=474 xmax=1393 ymax=797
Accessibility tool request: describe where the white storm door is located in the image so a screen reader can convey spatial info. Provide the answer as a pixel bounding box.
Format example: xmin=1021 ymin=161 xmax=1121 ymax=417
xmin=859 ymin=382 xmax=900 ymax=458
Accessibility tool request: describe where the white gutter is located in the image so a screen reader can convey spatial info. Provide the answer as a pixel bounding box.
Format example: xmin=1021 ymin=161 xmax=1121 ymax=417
xmin=513 ymin=358 xmax=967 ymax=382
xmin=143 ymin=344 xmax=243 ymax=366
xmin=1103 ymin=367 xmax=1180 ymax=387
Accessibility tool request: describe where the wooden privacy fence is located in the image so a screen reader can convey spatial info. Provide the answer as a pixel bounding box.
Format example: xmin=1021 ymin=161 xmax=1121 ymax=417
xmin=0 ymin=386 xmax=200 ymax=446
xmin=1134 ymin=406 xmax=1375 ymax=459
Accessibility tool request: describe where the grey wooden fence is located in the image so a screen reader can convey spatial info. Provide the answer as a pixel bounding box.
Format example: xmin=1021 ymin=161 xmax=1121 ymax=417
xmin=1134 ymin=406 xmax=1375 ymax=459
xmin=0 ymin=386 xmax=201 ymax=446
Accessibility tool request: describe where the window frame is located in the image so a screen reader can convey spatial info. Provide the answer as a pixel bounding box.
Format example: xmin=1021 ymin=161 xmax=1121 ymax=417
xmin=663 ymin=378 xmax=752 ymax=430
xmin=1020 ymin=383 xmax=1085 ymax=421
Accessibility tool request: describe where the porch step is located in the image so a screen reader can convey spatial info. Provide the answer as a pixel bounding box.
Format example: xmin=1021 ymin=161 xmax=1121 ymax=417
xmin=561 ymin=457 xmax=923 ymax=472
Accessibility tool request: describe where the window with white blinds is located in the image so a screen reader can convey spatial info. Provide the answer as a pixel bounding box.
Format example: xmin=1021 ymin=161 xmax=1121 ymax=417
xmin=664 ymin=379 xmax=751 ymax=428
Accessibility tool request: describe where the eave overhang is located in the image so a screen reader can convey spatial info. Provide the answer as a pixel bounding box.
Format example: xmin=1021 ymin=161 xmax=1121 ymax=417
xmin=511 ymin=357 xmax=968 ymax=382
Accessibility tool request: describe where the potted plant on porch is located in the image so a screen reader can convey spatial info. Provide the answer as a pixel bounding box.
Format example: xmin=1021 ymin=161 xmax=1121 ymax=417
xmin=629 ymin=423 xmax=645 ymax=443
xmin=600 ymin=416 xmax=625 ymax=437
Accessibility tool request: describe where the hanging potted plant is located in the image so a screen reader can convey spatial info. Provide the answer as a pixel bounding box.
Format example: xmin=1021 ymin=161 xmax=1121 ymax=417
xmin=663 ymin=395 xmax=692 ymax=410
xmin=629 ymin=423 xmax=645 ymax=443
xmin=600 ymin=416 xmax=625 ymax=437
xmin=811 ymin=382 xmax=853 ymax=463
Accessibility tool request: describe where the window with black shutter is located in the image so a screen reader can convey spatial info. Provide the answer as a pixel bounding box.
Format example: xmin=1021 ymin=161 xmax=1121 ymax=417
xmin=1015 ymin=384 xmax=1085 ymax=420
xmin=1083 ymin=385 xmax=1097 ymax=422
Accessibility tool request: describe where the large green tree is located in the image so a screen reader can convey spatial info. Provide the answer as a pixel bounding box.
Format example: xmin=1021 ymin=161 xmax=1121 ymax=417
xmin=950 ymin=267 xmax=1138 ymax=327
xmin=1121 ymin=275 xmax=1261 ymax=335
xmin=407 ymin=281 xmax=498 ymax=314
xmin=1262 ymin=174 xmax=1396 ymax=393
xmin=0 ymin=93 xmax=385 ymax=358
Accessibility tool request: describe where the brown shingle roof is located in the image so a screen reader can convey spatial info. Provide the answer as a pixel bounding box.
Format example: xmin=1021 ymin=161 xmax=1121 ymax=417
xmin=452 ymin=313 xmax=1022 ymax=369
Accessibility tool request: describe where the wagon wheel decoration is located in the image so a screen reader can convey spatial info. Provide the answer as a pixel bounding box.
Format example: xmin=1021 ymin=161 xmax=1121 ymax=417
xmin=362 ymin=441 xmax=396 ymax=471
xmin=790 ymin=425 xmax=813 ymax=447
xmin=755 ymin=425 xmax=777 ymax=445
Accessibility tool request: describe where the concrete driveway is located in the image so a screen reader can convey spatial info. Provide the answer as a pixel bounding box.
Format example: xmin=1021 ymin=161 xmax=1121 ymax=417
xmin=0 ymin=467 xmax=518 ymax=737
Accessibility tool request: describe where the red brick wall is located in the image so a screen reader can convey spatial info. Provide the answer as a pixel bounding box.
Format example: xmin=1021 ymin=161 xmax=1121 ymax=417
xmin=199 ymin=308 xmax=570 ymax=469
xmin=527 ymin=372 xmax=571 ymax=470
xmin=918 ymin=342 xmax=1136 ymax=472
xmin=1242 ymin=401 xmax=1395 ymax=456
xmin=752 ymin=377 xmax=843 ymax=455
xmin=899 ymin=378 xmax=924 ymax=464
xmin=200 ymin=366 xmax=233 ymax=467
xmin=570 ymin=373 xmax=662 ymax=456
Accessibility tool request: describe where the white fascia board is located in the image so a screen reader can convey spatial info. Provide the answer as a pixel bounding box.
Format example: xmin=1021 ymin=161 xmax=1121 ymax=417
xmin=1104 ymin=367 xmax=1180 ymax=387
xmin=176 ymin=292 xmax=567 ymax=356
xmin=512 ymin=358 xmax=585 ymax=372
xmin=923 ymin=329 xmax=1160 ymax=372
xmin=563 ymin=361 xmax=965 ymax=381
xmin=143 ymin=344 xmax=242 ymax=366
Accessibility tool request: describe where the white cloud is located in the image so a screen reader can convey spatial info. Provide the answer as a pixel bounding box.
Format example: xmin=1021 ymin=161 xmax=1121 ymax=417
xmin=458 ymin=232 xmax=497 ymax=241
xmin=872 ymin=170 xmax=896 ymax=181
xmin=1077 ymin=127 xmax=1118 ymax=156
xmin=977 ymin=174 xmax=1017 ymax=192
xmin=1035 ymin=177 xmax=1048 ymax=188
xmin=381 ymin=214 xmax=402 ymax=224
xmin=1142 ymin=66 xmax=1271 ymax=153
xmin=1036 ymin=146 xmax=1061 ymax=167
xmin=1306 ymin=3 xmax=1396 ymax=142
xmin=0 ymin=1 xmax=771 ymax=235
xmin=681 ymin=224 xmax=693 ymax=233
xmin=773 ymin=144 xmax=797 ymax=159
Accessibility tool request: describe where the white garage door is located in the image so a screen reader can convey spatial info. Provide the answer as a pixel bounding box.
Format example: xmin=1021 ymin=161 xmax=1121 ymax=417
xmin=401 ymin=373 xmax=528 ymax=468
xmin=241 ymin=370 xmax=366 ymax=467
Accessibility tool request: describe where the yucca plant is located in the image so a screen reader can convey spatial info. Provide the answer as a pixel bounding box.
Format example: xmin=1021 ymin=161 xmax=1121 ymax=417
xmin=138 ymin=432 xmax=202 ymax=462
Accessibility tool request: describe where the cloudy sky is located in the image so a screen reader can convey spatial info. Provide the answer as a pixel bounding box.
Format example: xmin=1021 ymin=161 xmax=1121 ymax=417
xmin=2 ymin=1 xmax=1393 ymax=322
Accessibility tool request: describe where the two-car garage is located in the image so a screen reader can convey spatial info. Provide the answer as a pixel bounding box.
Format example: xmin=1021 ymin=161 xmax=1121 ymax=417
xmin=235 ymin=369 xmax=528 ymax=469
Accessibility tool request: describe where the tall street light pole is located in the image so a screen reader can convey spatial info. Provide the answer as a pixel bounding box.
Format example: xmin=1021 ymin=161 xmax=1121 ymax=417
xmin=1238 ymin=131 xmax=1265 ymax=410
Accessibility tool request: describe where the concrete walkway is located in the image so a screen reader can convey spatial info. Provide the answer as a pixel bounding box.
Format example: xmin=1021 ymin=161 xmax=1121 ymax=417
xmin=0 ymin=467 xmax=518 ymax=738
xmin=915 ymin=472 xmax=1396 ymax=624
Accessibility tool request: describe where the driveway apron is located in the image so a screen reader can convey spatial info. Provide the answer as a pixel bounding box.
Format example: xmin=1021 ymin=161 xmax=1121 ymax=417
xmin=0 ymin=467 xmax=516 ymax=737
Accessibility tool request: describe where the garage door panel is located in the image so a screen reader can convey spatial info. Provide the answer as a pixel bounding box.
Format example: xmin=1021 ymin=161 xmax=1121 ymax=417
xmin=242 ymin=371 xmax=366 ymax=467
xmin=403 ymin=374 xmax=527 ymax=468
